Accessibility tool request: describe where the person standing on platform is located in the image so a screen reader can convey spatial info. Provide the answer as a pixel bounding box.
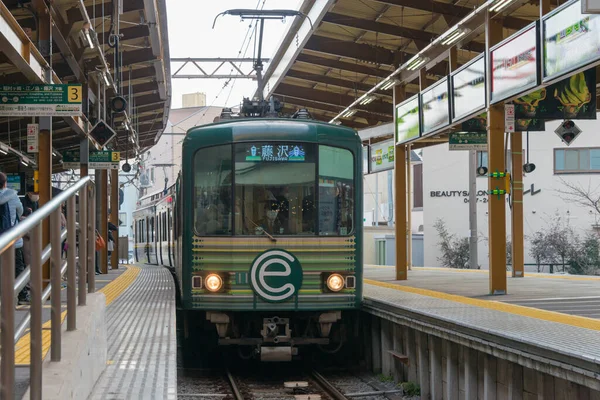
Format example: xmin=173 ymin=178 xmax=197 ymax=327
xmin=0 ymin=172 xmax=29 ymax=304
xmin=107 ymin=213 xmax=119 ymax=267
xmin=21 ymin=185 xmax=39 ymax=216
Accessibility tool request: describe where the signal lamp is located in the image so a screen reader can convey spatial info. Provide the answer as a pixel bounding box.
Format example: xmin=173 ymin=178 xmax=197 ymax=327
xmin=523 ymin=163 xmax=536 ymax=173
xmin=205 ymin=274 xmax=223 ymax=292
xmin=477 ymin=166 xmax=488 ymax=176
xmin=327 ymin=274 xmax=344 ymax=292
xmin=110 ymin=96 xmax=127 ymax=113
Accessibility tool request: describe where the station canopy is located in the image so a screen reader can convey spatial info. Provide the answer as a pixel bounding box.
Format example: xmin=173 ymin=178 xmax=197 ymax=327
xmin=0 ymin=0 xmax=171 ymax=172
xmin=263 ymin=0 xmax=551 ymax=132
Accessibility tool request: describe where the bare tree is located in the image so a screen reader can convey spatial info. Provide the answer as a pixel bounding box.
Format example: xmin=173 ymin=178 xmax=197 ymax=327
xmin=556 ymin=178 xmax=600 ymax=226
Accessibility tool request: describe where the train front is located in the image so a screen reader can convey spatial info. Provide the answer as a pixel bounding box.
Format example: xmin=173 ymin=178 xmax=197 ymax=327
xmin=179 ymin=120 xmax=363 ymax=361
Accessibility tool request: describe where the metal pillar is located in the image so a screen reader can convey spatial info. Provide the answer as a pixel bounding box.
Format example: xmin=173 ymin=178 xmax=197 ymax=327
xmin=88 ymin=183 xmax=96 ymax=292
xmin=469 ymin=151 xmax=479 ymax=269
xmin=511 ymin=132 xmax=524 ymax=277
xmin=0 ymin=246 xmax=16 ymax=399
xmin=80 ymin=140 xmax=90 ymax=301
xmin=67 ymin=196 xmax=77 ymax=331
xmin=110 ymin=169 xmax=119 ymax=269
xmin=30 ymin=223 xmax=43 ymax=400
xmin=100 ymin=170 xmax=109 ymax=274
xmin=393 ymin=84 xmax=408 ymax=280
xmin=406 ymin=144 xmax=412 ymax=271
xmin=50 ymin=210 xmax=61 ymax=361
xmin=486 ymin=12 xmax=507 ymax=295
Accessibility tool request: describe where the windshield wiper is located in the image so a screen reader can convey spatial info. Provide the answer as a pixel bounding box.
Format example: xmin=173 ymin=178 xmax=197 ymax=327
xmin=244 ymin=216 xmax=277 ymax=242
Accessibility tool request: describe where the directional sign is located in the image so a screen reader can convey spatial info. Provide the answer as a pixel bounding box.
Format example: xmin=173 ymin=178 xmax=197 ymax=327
xmin=505 ymin=104 xmax=515 ymax=133
xmin=0 ymin=84 xmax=82 ymax=117
xmin=62 ymin=150 xmax=80 ymax=169
xmin=89 ymin=151 xmax=120 ymax=170
xmin=449 ymin=132 xmax=488 ymax=151
xmin=27 ymin=123 xmax=39 ymax=153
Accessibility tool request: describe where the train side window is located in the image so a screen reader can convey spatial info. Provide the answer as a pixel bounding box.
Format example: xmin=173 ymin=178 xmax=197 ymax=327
xmin=318 ymin=145 xmax=355 ymax=236
xmin=163 ymin=212 xmax=167 ymax=241
xmin=193 ymin=144 xmax=232 ymax=235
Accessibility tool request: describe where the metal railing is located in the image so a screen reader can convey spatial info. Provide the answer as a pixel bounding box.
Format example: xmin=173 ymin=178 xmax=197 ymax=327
xmin=0 ymin=176 xmax=96 ymax=400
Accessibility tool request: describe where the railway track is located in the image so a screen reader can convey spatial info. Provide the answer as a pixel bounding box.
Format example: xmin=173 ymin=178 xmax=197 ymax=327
xmin=178 ymin=366 xmax=407 ymax=399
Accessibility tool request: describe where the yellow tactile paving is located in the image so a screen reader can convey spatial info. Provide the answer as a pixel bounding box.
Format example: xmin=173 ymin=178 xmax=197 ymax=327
xmin=14 ymin=266 xmax=140 ymax=366
xmin=365 ymin=279 xmax=600 ymax=332
xmin=366 ymin=265 xmax=600 ymax=281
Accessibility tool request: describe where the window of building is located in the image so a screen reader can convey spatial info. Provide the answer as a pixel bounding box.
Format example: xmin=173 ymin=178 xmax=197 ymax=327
xmin=413 ymin=163 xmax=423 ymax=208
xmin=119 ymin=212 xmax=127 ymax=227
xmin=318 ymin=145 xmax=355 ymax=236
xmin=555 ymin=148 xmax=600 ymax=173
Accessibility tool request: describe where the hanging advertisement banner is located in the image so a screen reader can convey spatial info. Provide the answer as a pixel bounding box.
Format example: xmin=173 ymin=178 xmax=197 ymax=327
xmin=543 ymin=0 xmax=600 ymax=82
xmin=451 ymin=55 xmax=486 ymax=121
xmin=490 ymin=22 xmax=540 ymax=104
xmin=515 ymin=68 xmax=596 ymax=120
xmin=369 ymin=139 xmax=395 ymax=173
xmin=395 ymin=95 xmax=420 ymax=144
xmin=461 ymin=112 xmax=546 ymax=132
xmin=421 ymin=78 xmax=450 ymax=134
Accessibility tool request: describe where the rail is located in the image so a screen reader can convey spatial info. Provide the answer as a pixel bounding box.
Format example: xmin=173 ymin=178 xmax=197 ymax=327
xmin=0 ymin=176 xmax=96 ymax=400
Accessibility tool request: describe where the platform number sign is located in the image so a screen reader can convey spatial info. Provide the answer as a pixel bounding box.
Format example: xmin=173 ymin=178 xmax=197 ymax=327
xmin=68 ymin=85 xmax=82 ymax=103
xmin=249 ymin=249 xmax=303 ymax=302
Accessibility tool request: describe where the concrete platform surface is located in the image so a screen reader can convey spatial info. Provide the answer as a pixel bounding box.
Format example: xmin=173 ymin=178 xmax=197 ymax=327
xmin=365 ymin=265 xmax=600 ymax=318
xmin=88 ymin=264 xmax=177 ymax=400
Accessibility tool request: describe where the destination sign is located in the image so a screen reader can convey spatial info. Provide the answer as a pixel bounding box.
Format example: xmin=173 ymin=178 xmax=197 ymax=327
xmin=491 ymin=23 xmax=539 ymax=103
xmin=543 ymin=0 xmax=600 ymax=81
xmin=242 ymin=143 xmax=308 ymax=162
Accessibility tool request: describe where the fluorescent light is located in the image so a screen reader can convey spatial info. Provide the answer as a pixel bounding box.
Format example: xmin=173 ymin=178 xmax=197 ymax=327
xmin=85 ymin=30 xmax=94 ymax=49
xmin=381 ymin=79 xmax=396 ymax=90
xmin=359 ymin=96 xmax=375 ymax=105
xmin=441 ymin=30 xmax=466 ymax=46
xmin=342 ymin=109 xmax=357 ymax=118
xmin=103 ymin=72 xmax=111 ymax=86
xmin=21 ymin=159 xmax=28 ymax=167
xmin=490 ymin=0 xmax=515 ymax=12
xmin=0 ymin=146 xmax=7 ymax=155
xmin=129 ymin=135 xmax=135 ymax=144
xmin=407 ymin=58 xmax=427 ymax=71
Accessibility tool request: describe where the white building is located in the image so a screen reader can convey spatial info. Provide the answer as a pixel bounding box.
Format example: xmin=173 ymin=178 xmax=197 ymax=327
xmin=422 ymin=117 xmax=600 ymax=270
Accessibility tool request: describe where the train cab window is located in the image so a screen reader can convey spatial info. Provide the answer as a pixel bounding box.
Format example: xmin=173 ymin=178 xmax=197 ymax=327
xmin=318 ymin=146 xmax=355 ymax=236
xmin=193 ymin=145 xmax=233 ymax=235
xmin=234 ymin=142 xmax=316 ymax=236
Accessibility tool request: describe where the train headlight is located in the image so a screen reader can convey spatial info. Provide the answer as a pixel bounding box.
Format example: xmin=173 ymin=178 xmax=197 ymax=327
xmin=327 ymin=274 xmax=344 ymax=292
xmin=205 ymin=274 xmax=223 ymax=292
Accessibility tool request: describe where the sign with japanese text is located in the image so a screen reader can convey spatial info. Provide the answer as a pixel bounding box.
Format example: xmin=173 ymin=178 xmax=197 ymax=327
xmin=62 ymin=150 xmax=80 ymax=169
xmin=89 ymin=151 xmax=120 ymax=169
xmin=0 ymin=84 xmax=82 ymax=117
xmin=449 ymin=132 xmax=488 ymax=151
xmin=241 ymin=143 xmax=308 ymax=162
xmin=369 ymin=139 xmax=395 ymax=173
xmin=27 ymin=123 xmax=39 ymax=153
xmin=505 ymin=104 xmax=515 ymax=132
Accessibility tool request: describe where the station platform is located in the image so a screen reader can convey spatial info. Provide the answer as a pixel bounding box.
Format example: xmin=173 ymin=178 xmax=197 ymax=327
xmin=17 ymin=263 xmax=176 ymax=399
xmin=363 ymin=265 xmax=600 ymax=387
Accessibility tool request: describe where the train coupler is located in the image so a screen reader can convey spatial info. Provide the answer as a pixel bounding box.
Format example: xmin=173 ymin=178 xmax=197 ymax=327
xmin=260 ymin=316 xmax=291 ymax=344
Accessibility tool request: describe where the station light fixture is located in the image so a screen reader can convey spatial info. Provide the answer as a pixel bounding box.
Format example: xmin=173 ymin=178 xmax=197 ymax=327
xmin=20 ymin=158 xmax=28 ymax=167
xmin=441 ymin=27 xmax=469 ymax=46
xmin=359 ymin=96 xmax=375 ymax=106
xmin=407 ymin=57 xmax=428 ymax=71
xmin=341 ymin=109 xmax=357 ymax=118
xmin=80 ymin=22 xmax=95 ymax=49
xmin=103 ymin=71 xmax=111 ymax=87
xmin=381 ymin=78 xmax=399 ymax=91
xmin=0 ymin=144 xmax=7 ymax=155
xmin=490 ymin=0 xmax=516 ymax=12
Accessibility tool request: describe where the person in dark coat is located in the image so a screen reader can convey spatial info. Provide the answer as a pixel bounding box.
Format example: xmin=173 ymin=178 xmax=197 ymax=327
xmin=21 ymin=185 xmax=39 ymax=216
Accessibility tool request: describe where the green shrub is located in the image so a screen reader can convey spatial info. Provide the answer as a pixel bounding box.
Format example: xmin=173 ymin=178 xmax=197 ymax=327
xmin=399 ymin=381 xmax=420 ymax=396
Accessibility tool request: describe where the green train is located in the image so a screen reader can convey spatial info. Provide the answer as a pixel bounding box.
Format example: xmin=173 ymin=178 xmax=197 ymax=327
xmin=133 ymin=110 xmax=363 ymax=361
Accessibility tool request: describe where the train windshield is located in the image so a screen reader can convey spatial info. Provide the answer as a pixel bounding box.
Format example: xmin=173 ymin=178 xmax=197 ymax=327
xmin=193 ymin=143 xmax=354 ymax=236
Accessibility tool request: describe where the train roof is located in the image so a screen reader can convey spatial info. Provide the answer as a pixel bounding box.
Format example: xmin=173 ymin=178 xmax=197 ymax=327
xmin=184 ymin=118 xmax=361 ymax=147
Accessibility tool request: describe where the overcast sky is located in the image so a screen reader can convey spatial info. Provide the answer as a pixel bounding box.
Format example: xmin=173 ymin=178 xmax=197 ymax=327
xmin=166 ymin=0 xmax=302 ymax=109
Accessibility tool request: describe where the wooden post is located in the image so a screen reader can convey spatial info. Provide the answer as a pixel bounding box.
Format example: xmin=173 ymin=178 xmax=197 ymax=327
xmin=110 ymin=169 xmax=119 ymax=269
xmin=100 ymin=170 xmax=109 ymax=274
xmin=486 ymin=12 xmax=507 ymax=294
xmin=393 ymin=84 xmax=408 ymax=280
xmin=511 ymin=132 xmax=524 ymax=277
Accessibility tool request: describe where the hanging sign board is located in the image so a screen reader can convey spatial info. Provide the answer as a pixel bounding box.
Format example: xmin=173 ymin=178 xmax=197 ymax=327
xmin=369 ymin=139 xmax=395 ymax=173
xmin=515 ymin=68 xmax=596 ymax=120
xmin=490 ymin=22 xmax=540 ymax=104
xmin=505 ymin=104 xmax=515 ymax=132
xmin=62 ymin=150 xmax=80 ymax=169
xmin=421 ymin=78 xmax=450 ymax=134
xmin=395 ymin=95 xmax=420 ymax=144
xmin=89 ymin=151 xmax=120 ymax=169
xmin=0 ymin=84 xmax=82 ymax=117
xmin=451 ymin=55 xmax=486 ymax=121
xmin=27 ymin=123 xmax=39 ymax=153
xmin=543 ymin=0 xmax=600 ymax=82
xmin=449 ymin=132 xmax=488 ymax=151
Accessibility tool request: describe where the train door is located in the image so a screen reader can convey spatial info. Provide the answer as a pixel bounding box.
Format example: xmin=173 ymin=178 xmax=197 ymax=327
xmin=157 ymin=211 xmax=163 ymax=265
xmin=167 ymin=209 xmax=173 ymax=267
xmin=145 ymin=217 xmax=150 ymax=263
